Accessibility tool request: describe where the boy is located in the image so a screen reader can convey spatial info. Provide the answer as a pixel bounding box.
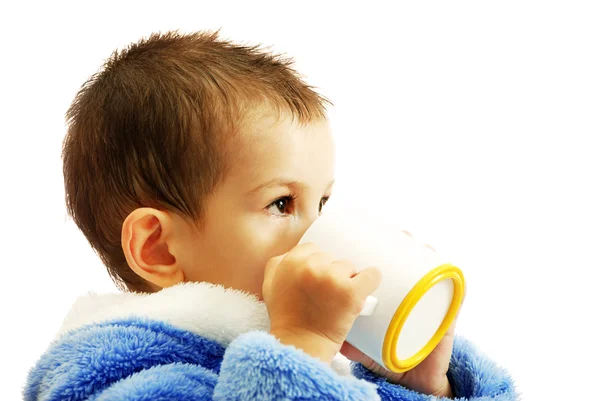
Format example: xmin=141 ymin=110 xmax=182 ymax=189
xmin=24 ymin=31 xmax=517 ymax=400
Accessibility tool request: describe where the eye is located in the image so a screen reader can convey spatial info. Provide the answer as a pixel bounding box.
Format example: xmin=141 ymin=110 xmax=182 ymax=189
xmin=319 ymin=196 xmax=330 ymax=214
xmin=267 ymin=195 xmax=295 ymax=216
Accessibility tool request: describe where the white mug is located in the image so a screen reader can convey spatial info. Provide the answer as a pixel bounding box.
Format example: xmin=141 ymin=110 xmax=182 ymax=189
xmin=300 ymin=200 xmax=465 ymax=373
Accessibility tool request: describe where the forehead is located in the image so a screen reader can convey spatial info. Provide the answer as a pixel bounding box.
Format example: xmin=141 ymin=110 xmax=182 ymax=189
xmin=226 ymin=113 xmax=335 ymax=191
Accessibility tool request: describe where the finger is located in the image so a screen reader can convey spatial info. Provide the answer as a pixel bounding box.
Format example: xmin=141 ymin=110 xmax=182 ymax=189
xmin=305 ymin=251 xmax=336 ymax=270
xmin=265 ymin=253 xmax=286 ymax=270
xmin=340 ymin=341 xmax=370 ymax=364
xmin=446 ymin=287 xmax=466 ymax=335
xmin=445 ymin=308 xmax=463 ymax=338
xmin=351 ymin=266 xmax=382 ymax=299
xmin=401 ymin=230 xmax=414 ymax=238
xmin=330 ymin=259 xmax=359 ymax=278
xmin=286 ymin=241 xmax=322 ymax=261
xmin=263 ymin=253 xmax=287 ymax=290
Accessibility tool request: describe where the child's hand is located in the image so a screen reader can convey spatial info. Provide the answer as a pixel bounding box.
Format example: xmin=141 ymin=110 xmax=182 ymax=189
xmin=340 ymin=317 xmax=457 ymax=398
xmin=340 ymin=237 xmax=459 ymax=398
xmin=263 ymin=242 xmax=382 ymax=364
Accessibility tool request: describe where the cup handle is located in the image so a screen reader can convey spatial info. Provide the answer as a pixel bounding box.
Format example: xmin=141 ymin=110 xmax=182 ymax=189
xmin=359 ymin=295 xmax=379 ymax=316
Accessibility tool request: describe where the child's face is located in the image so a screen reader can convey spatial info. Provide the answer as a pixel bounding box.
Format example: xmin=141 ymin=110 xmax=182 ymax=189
xmin=179 ymin=113 xmax=335 ymax=299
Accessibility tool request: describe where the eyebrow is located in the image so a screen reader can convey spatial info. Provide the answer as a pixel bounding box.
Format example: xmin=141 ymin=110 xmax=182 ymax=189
xmin=246 ymin=178 xmax=335 ymax=195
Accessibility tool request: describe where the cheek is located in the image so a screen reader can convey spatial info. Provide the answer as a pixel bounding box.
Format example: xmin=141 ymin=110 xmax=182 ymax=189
xmin=205 ymin=213 xmax=303 ymax=294
xmin=237 ymin=217 xmax=299 ymax=268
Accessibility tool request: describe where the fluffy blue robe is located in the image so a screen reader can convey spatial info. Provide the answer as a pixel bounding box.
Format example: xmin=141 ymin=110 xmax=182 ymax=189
xmin=24 ymin=283 xmax=517 ymax=400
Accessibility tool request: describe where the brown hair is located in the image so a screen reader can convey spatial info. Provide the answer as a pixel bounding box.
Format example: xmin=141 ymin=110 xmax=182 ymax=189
xmin=63 ymin=30 xmax=330 ymax=292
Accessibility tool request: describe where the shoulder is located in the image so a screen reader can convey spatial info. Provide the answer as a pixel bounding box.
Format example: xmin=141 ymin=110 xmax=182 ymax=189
xmin=25 ymin=318 xmax=225 ymax=400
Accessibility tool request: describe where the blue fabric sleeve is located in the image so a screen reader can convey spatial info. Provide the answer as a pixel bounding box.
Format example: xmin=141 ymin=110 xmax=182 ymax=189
xmin=350 ymin=337 xmax=518 ymax=401
xmin=213 ymin=331 xmax=380 ymax=401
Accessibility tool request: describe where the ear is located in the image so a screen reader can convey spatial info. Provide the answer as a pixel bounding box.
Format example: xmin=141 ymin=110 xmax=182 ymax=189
xmin=122 ymin=208 xmax=185 ymax=290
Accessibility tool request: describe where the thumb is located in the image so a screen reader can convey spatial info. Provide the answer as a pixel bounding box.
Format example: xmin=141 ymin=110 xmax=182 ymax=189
xmin=340 ymin=341 xmax=371 ymax=365
xmin=263 ymin=253 xmax=287 ymax=291
xmin=447 ymin=284 xmax=466 ymax=334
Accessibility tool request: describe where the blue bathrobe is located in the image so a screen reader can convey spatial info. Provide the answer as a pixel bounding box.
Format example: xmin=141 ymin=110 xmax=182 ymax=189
xmin=24 ymin=282 xmax=517 ymax=400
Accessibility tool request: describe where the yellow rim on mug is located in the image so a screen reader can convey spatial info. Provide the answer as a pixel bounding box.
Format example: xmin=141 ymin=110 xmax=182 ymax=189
xmin=381 ymin=264 xmax=465 ymax=373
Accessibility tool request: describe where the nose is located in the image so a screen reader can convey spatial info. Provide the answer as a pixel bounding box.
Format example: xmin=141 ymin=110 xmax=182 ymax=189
xmin=304 ymin=206 xmax=322 ymax=230
xmin=288 ymin=208 xmax=317 ymax=245
xmin=272 ymin=213 xmax=319 ymax=256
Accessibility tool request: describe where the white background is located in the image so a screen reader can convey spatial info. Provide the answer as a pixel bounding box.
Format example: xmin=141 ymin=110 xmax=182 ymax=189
xmin=1 ymin=1 xmax=599 ymax=399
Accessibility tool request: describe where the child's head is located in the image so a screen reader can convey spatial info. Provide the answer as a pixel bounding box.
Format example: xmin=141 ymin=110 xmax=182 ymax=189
xmin=63 ymin=31 xmax=334 ymax=296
